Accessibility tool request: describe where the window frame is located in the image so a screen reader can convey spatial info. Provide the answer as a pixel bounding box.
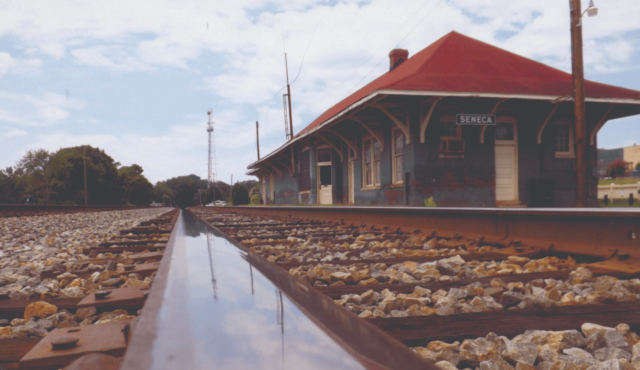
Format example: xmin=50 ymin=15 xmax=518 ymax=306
xmin=392 ymin=128 xmax=405 ymax=185
xmin=362 ymin=136 xmax=381 ymax=189
xmin=554 ymin=118 xmax=575 ymax=159
xmin=439 ymin=115 xmax=464 ymax=158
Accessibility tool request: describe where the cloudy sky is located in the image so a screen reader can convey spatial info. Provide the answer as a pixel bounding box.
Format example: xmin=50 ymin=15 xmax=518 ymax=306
xmin=1 ymin=0 xmax=639 ymax=184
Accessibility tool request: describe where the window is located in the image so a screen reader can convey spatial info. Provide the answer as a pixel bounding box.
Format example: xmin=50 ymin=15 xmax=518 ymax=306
xmin=363 ymin=137 xmax=381 ymax=187
xmin=442 ymin=121 xmax=458 ymax=138
xmin=439 ymin=115 xmax=464 ymax=157
xmin=392 ymin=129 xmax=404 ymax=184
xmin=495 ymin=122 xmax=515 ymax=141
xmin=555 ymin=119 xmax=574 ymax=158
xmin=299 ymin=148 xmax=310 ymax=191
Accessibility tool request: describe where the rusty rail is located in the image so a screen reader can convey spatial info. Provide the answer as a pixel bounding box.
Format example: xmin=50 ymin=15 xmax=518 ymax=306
xmin=186 ymin=206 xmax=640 ymax=369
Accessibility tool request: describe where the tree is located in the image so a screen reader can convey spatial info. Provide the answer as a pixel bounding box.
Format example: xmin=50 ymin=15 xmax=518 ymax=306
xmin=232 ymin=184 xmax=250 ymax=205
xmin=152 ymin=182 xmax=173 ymax=204
xmin=47 ymin=146 xmax=122 ymax=205
xmin=16 ymin=149 xmax=51 ymax=204
xmin=0 ymin=167 xmax=22 ymax=204
xmin=203 ymin=186 xmax=224 ymax=204
xmin=118 ymin=164 xmax=153 ymax=205
xmin=155 ymin=175 xmax=206 ymax=208
xmin=607 ymin=159 xmax=630 ymax=178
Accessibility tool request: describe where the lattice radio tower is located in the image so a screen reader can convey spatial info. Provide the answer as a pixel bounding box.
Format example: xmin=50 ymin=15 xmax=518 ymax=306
xmin=207 ymin=110 xmax=217 ymax=189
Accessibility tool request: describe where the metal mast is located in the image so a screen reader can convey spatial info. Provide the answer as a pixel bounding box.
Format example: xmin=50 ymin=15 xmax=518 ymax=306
xmin=207 ymin=110 xmax=217 ymax=189
xmin=283 ymin=53 xmax=294 ymax=141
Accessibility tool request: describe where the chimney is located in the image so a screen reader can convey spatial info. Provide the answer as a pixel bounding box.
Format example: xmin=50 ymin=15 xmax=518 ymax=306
xmin=389 ymin=49 xmax=409 ymax=71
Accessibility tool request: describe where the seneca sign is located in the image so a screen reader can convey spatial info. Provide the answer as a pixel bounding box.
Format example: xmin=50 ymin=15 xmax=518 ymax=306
xmin=456 ymin=114 xmax=496 ymax=125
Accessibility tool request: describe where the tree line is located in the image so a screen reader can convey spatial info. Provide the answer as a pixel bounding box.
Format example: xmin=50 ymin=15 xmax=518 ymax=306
xmin=153 ymin=175 xmax=258 ymax=208
xmin=0 ymin=145 xmax=258 ymax=207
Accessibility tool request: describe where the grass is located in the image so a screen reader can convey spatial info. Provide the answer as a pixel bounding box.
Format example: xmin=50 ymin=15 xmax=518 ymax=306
xmin=598 ymin=199 xmax=640 ymax=208
xmin=598 ymin=178 xmax=640 ymax=185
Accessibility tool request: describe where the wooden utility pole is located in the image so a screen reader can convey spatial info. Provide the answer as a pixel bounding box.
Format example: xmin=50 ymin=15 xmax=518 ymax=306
xmin=256 ymin=121 xmax=260 ymax=160
xmin=83 ymin=146 xmax=88 ymax=206
xmin=570 ymin=0 xmax=588 ymax=207
xmin=285 ymin=54 xmax=294 ymax=140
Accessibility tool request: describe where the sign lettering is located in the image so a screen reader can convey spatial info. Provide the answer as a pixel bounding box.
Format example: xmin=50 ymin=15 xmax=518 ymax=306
xmin=456 ymin=114 xmax=497 ymax=125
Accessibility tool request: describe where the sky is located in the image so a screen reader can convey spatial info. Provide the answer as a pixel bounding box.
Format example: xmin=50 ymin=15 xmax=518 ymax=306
xmin=0 ymin=0 xmax=639 ymax=184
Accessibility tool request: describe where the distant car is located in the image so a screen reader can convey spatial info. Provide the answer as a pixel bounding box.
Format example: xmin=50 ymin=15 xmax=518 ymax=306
xmin=205 ymin=201 xmax=227 ymax=207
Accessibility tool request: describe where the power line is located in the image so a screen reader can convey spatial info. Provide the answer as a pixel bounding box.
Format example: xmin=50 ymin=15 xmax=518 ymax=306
xmin=290 ymin=12 xmax=325 ymax=85
xmin=337 ymin=0 xmax=433 ymax=90
xmin=270 ymin=12 xmax=325 ymax=99
xmin=334 ymin=0 xmax=445 ymax=102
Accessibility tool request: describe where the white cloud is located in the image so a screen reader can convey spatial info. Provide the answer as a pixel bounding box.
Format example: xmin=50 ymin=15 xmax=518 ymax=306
xmin=0 ymin=91 xmax=82 ymax=126
xmin=17 ymin=121 xmax=207 ymax=183
xmin=0 ymin=52 xmax=16 ymax=74
xmin=4 ymin=128 xmax=28 ymax=138
xmin=71 ymin=45 xmax=149 ymax=71
xmin=0 ymin=52 xmax=42 ymax=75
xmin=0 ymin=0 xmax=639 ymax=182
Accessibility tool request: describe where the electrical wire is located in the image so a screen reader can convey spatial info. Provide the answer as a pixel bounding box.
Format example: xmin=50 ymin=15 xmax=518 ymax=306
xmin=336 ymin=0 xmax=444 ymax=101
xmin=334 ymin=0 xmax=432 ymax=95
xmin=270 ymin=12 xmax=325 ymax=99
xmin=290 ymin=12 xmax=325 ymax=85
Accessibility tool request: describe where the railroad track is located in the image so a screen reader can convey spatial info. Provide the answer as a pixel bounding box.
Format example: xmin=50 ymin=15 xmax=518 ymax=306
xmin=188 ymin=206 xmax=640 ymax=370
xmin=3 ymin=206 xmax=640 ymax=369
xmin=0 ymin=207 xmax=178 ymax=370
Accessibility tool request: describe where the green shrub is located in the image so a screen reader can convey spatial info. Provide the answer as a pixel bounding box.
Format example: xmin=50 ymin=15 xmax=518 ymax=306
xmin=232 ymin=184 xmax=250 ymax=205
xmin=250 ymin=194 xmax=260 ymax=205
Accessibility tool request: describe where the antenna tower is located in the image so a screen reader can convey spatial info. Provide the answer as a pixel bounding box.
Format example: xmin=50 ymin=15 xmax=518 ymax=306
xmin=207 ymin=110 xmax=217 ymax=189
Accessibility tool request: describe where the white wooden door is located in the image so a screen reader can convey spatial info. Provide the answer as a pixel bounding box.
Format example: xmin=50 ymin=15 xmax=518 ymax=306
xmin=319 ymin=185 xmax=332 ymax=204
xmin=494 ymin=120 xmax=518 ymax=203
xmin=318 ymin=164 xmax=332 ymax=205
xmin=348 ymin=159 xmax=354 ymax=204
xmin=495 ymin=145 xmax=517 ymax=201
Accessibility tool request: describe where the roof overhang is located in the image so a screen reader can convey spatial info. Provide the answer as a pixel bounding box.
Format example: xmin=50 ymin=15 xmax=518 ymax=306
xmin=247 ymin=89 xmax=640 ymax=170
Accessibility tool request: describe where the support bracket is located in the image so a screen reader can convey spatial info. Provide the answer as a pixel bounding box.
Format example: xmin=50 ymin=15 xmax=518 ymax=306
xmin=352 ymin=117 xmax=385 ymax=152
xmin=536 ymin=103 xmax=561 ymax=145
xmin=275 ymin=157 xmax=293 ymax=174
xmin=265 ymin=162 xmax=282 ymax=177
xmin=589 ymin=105 xmax=616 ymax=145
xmin=330 ymin=129 xmax=358 ymax=159
xmin=375 ymin=104 xmax=410 ymax=144
xmin=480 ymin=99 xmax=507 ymax=144
xmin=318 ymin=135 xmax=344 ymax=162
xmin=420 ymin=97 xmax=442 ymax=143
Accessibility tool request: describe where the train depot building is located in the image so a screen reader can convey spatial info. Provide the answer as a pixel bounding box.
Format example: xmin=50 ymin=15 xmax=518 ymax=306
xmin=247 ymin=32 xmax=640 ymax=207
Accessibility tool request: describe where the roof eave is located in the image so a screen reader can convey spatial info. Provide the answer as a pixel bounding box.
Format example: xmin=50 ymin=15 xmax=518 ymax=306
xmin=246 ymin=89 xmax=640 ymax=172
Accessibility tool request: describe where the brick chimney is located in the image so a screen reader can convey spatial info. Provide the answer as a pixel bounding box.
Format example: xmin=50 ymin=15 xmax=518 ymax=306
xmin=389 ymin=49 xmax=409 ymax=71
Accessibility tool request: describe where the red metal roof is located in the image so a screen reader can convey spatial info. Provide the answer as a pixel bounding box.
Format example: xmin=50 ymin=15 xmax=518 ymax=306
xmin=297 ymin=31 xmax=640 ymax=137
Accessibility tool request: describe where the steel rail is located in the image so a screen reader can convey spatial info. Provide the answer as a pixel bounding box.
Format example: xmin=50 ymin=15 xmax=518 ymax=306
xmin=121 ymin=209 xmax=436 ymax=370
xmin=209 ymin=206 xmax=640 ymax=259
